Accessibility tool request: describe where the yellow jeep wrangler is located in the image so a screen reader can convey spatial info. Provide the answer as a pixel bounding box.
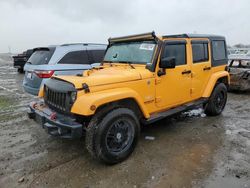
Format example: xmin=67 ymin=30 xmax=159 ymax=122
xmin=28 ymin=32 xmax=229 ymax=164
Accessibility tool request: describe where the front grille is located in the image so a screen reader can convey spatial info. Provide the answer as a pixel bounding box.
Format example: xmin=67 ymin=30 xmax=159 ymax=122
xmin=43 ymin=78 xmax=76 ymax=113
xmin=45 ymin=87 xmax=68 ymax=112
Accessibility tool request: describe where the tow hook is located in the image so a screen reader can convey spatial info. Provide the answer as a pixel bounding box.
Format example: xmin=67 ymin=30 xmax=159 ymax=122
xmin=50 ymin=112 xmax=57 ymax=120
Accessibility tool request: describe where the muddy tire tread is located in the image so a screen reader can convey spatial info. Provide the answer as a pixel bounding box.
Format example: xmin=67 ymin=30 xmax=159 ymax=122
xmin=85 ymin=107 xmax=140 ymax=164
xmin=205 ymin=83 xmax=227 ymax=116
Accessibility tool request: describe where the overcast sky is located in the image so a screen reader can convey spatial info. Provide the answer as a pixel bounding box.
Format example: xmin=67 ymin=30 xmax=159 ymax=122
xmin=0 ymin=0 xmax=249 ymax=53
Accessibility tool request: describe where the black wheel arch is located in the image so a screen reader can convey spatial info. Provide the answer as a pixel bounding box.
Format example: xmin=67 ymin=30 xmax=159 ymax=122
xmin=94 ymin=98 xmax=144 ymax=121
xmin=216 ymin=76 xmax=229 ymax=89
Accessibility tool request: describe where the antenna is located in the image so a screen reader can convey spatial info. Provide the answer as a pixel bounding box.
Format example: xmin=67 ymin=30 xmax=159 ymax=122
xmin=8 ymin=46 xmax=11 ymax=54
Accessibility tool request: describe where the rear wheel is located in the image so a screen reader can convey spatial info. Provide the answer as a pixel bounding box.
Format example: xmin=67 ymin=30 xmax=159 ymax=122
xmin=205 ymin=83 xmax=227 ymax=116
xmin=85 ymin=107 xmax=140 ymax=164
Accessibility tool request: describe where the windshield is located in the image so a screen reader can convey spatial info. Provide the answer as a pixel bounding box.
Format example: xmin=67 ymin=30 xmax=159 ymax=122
xmin=28 ymin=49 xmax=54 ymax=65
xmin=104 ymin=41 xmax=156 ymax=64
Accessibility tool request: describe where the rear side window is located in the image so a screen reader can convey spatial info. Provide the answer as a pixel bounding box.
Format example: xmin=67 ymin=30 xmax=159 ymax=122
xmin=192 ymin=42 xmax=209 ymax=63
xmin=212 ymin=41 xmax=226 ymax=61
xmin=88 ymin=50 xmax=106 ymax=63
xmin=58 ymin=50 xmax=90 ymax=65
xmin=28 ymin=49 xmax=54 ymax=65
xmin=162 ymin=43 xmax=186 ymax=66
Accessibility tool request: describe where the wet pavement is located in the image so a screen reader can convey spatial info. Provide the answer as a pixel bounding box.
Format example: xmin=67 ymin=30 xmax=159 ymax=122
xmin=0 ymin=54 xmax=249 ymax=188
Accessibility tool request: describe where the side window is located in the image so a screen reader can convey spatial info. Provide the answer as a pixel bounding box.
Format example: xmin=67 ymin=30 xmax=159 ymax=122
xmin=163 ymin=43 xmax=186 ymax=66
xmin=212 ymin=41 xmax=226 ymax=61
xmin=90 ymin=50 xmax=106 ymax=63
xmin=58 ymin=50 xmax=90 ymax=64
xmin=192 ymin=42 xmax=209 ymax=63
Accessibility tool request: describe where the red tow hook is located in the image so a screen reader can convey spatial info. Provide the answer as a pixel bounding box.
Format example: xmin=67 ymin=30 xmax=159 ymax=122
xmin=31 ymin=102 xmax=37 ymax=109
xmin=50 ymin=112 xmax=57 ymax=120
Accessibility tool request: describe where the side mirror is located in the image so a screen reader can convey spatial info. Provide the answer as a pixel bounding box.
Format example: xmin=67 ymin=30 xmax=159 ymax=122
xmin=160 ymin=57 xmax=176 ymax=69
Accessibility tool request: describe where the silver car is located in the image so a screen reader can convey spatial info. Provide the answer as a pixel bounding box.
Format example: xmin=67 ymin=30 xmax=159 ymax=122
xmin=23 ymin=43 xmax=106 ymax=95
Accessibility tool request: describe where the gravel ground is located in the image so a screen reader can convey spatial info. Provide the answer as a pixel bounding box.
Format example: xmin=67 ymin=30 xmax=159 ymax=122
xmin=0 ymin=54 xmax=249 ymax=188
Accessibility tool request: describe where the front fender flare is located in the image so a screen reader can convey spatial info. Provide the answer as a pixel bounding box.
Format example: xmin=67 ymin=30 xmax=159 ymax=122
xmin=71 ymin=88 xmax=150 ymax=118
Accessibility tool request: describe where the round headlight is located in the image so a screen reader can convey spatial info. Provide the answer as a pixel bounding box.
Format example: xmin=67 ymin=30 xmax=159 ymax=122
xmin=70 ymin=92 xmax=77 ymax=102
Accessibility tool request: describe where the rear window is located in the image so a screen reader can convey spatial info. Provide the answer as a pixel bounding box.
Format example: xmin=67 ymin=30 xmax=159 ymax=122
xmin=28 ymin=49 xmax=54 ymax=65
xmin=212 ymin=41 xmax=226 ymax=61
xmin=58 ymin=50 xmax=90 ymax=65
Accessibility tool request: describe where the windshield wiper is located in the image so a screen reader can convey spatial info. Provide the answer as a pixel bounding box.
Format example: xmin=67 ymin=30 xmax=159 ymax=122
xmin=102 ymin=60 xmax=113 ymax=67
xmin=102 ymin=60 xmax=136 ymax=69
xmin=117 ymin=61 xmax=135 ymax=69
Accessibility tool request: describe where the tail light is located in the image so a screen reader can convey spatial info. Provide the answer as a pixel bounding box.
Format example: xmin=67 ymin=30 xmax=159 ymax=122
xmin=34 ymin=70 xmax=55 ymax=78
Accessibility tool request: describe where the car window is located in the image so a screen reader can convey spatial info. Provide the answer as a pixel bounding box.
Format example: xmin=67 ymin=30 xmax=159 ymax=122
xmin=58 ymin=50 xmax=91 ymax=65
xmin=212 ymin=41 xmax=226 ymax=61
xmin=162 ymin=43 xmax=186 ymax=66
xmin=104 ymin=41 xmax=156 ymax=64
xmin=230 ymin=60 xmax=250 ymax=68
xmin=28 ymin=49 xmax=54 ymax=65
xmin=89 ymin=50 xmax=106 ymax=63
xmin=192 ymin=42 xmax=209 ymax=63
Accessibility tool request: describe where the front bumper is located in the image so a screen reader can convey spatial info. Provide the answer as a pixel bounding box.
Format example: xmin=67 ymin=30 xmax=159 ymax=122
xmin=28 ymin=101 xmax=83 ymax=139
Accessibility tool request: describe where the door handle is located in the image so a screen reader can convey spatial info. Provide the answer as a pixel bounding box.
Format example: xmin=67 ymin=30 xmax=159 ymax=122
xmin=182 ymin=70 xmax=192 ymax=74
xmin=203 ymin=67 xmax=211 ymax=71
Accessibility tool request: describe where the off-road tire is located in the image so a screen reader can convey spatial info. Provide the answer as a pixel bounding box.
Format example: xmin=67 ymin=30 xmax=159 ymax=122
xmin=85 ymin=107 xmax=140 ymax=164
xmin=205 ymin=83 xmax=227 ymax=116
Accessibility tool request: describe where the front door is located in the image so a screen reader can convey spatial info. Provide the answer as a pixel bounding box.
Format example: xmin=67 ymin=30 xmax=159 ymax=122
xmin=155 ymin=40 xmax=192 ymax=109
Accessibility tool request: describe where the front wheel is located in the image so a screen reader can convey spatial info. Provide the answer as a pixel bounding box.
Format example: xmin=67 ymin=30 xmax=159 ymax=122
xmin=85 ymin=108 xmax=140 ymax=164
xmin=204 ymin=83 xmax=227 ymax=116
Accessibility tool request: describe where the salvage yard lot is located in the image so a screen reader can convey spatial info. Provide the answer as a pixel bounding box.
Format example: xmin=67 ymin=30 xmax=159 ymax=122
xmin=0 ymin=54 xmax=250 ymax=188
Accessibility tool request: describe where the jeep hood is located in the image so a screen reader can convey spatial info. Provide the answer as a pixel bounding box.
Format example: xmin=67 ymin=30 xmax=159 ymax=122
xmin=53 ymin=66 xmax=152 ymax=89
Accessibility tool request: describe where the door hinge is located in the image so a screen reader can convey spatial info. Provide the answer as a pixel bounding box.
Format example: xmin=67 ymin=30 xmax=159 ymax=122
xmin=190 ymin=88 xmax=194 ymax=95
xmin=155 ymin=97 xmax=162 ymax=103
xmin=155 ymin=78 xmax=161 ymax=85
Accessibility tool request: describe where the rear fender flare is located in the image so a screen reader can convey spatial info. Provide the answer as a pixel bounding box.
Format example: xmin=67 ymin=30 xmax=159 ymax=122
xmin=202 ymin=71 xmax=230 ymax=98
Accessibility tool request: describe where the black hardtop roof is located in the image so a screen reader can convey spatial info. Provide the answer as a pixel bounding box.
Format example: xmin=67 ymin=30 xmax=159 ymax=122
xmin=163 ymin=34 xmax=225 ymax=41
xmin=108 ymin=32 xmax=226 ymax=45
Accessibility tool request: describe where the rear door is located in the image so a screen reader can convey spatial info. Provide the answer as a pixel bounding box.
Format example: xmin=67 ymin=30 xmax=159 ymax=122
xmin=190 ymin=40 xmax=212 ymax=99
xmin=54 ymin=48 xmax=106 ymax=75
xmin=54 ymin=48 xmax=92 ymax=75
